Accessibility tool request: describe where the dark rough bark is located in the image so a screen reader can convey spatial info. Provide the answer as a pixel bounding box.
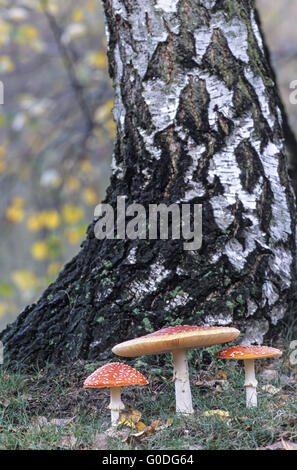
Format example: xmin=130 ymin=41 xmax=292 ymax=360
xmin=1 ymin=0 xmax=297 ymax=365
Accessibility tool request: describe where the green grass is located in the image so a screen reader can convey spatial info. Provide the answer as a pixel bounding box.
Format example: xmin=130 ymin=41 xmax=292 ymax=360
xmin=0 ymin=344 xmax=296 ymax=450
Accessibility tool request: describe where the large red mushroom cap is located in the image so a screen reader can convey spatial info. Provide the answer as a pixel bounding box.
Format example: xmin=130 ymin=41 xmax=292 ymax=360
xmin=112 ymin=325 xmax=240 ymax=357
xmin=216 ymin=345 xmax=282 ymax=360
xmin=83 ymin=362 xmax=148 ymax=388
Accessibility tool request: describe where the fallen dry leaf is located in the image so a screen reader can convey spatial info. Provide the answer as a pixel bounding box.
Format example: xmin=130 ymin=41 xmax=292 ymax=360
xmin=135 ymin=421 xmax=147 ymax=432
xmin=92 ymin=432 xmax=108 ymax=450
xmin=49 ymin=417 xmax=76 ymax=427
xmin=118 ymin=409 xmax=142 ymax=428
xmin=281 ymin=439 xmax=297 ymax=450
xmin=106 ymin=426 xmax=130 ymax=442
xmin=196 ymin=378 xmax=228 ymax=391
xmin=59 ymin=433 xmax=77 ymax=449
xmin=261 ymin=384 xmax=281 ymax=395
xmin=31 ymin=416 xmax=48 ymax=430
xmin=31 ymin=415 xmax=76 ymax=431
xmin=260 ymin=369 xmax=278 ymax=380
xmin=0 ymin=397 xmax=10 ymax=408
xmin=131 ymin=418 xmax=172 ymax=440
xmin=216 ymin=371 xmax=227 ymax=380
xmin=203 ymin=410 xmax=230 ymax=421
xmin=258 ymin=439 xmax=297 ymax=450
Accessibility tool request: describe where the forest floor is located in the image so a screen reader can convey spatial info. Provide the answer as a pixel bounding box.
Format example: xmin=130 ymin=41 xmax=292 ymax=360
xmin=0 ymin=345 xmax=296 ymax=451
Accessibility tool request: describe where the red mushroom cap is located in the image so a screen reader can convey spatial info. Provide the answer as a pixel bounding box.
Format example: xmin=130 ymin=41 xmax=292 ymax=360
xmin=83 ymin=362 xmax=148 ymax=388
xmin=112 ymin=325 xmax=240 ymax=357
xmin=216 ymin=345 xmax=282 ymax=360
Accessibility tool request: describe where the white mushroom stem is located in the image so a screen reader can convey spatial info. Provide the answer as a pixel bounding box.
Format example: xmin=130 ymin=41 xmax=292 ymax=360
xmin=172 ymin=349 xmax=194 ymax=415
xmin=243 ymin=359 xmax=258 ymax=408
xmin=108 ymin=387 xmax=125 ymax=426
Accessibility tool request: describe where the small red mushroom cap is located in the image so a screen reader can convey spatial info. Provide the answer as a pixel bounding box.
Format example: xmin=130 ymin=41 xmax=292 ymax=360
xmin=216 ymin=345 xmax=282 ymax=360
xmin=83 ymin=362 xmax=148 ymax=388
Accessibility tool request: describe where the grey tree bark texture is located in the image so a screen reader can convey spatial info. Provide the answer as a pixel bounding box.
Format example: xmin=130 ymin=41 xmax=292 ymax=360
xmin=1 ymin=0 xmax=297 ymax=365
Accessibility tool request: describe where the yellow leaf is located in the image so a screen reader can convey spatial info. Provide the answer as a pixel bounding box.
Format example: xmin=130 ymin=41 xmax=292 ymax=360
xmin=72 ymin=8 xmax=84 ymax=22
xmin=47 ymin=262 xmax=61 ymax=277
xmin=31 ymin=241 xmax=48 ymax=260
xmin=0 ymin=145 xmax=5 ymax=158
xmin=0 ymin=56 xmax=15 ymax=73
xmin=0 ymin=21 xmax=10 ymax=47
xmin=86 ymin=51 xmax=107 ymax=69
xmin=135 ymin=421 xmax=147 ymax=432
xmin=18 ymin=25 xmax=39 ymax=40
xmin=5 ymin=205 xmax=25 ymax=223
xmin=80 ymin=160 xmax=93 ymax=173
xmin=65 ymin=176 xmax=80 ymax=193
xmin=62 ymin=205 xmax=84 ymax=224
xmin=12 ymin=197 xmax=25 ymax=208
xmin=12 ymin=270 xmax=38 ymax=290
xmin=94 ymin=99 xmax=114 ymax=122
xmin=149 ymin=419 xmax=162 ymax=431
xmin=83 ymin=188 xmax=98 ymax=206
xmin=217 ymin=371 xmax=227 ymax=380
xmin=104 ymin=118 xmax=116 ymax=137
xmin=118 ymin=409 xmax=142 ymax=428
xmin=203 ymin=410 xmax=230 ymax=421
xmin=27 ymin=214 xmax=43 ymax=232
xmin=66 ymin=228 xmax=81 ymax=245
xmin=42 ymin=210 xmax=60 ymax=230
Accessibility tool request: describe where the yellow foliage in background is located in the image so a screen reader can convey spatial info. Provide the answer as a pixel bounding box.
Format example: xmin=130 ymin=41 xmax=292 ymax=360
xmin=79 ymin=160 xmax=93 ymax=173
xmin=0 ymin=20 xmax=10 ymax=47
xmin=72 ymin=8 xmax=84 ymax=22
xmin=62 ymin=205 xmax=84 ymax=224
xmin=5 ymin=198 xmax=26 ymax=224
xmin=27 ymin=210 xmax=61 ymax=232
xmin=0 ymin=145 xmax=6 ymax=174
xmin=47 ymin=262 xmax=61 ymax=277
xmin=86 ymin=50 xmax=107 ymax=69
xmin=18 ymin=24 xmax=39 ymax=40
xmin=12 ymin=270 xmax=38 ymax=291
xmin=65 ymin=176 xmax=81 ymax=193
xmin=31 ymin=241 xmax=48 ymax=260
xmin=0 ymin=0 xmax=111 ymax=327
xmin=0 ymin=55 xmax=15 ymax=73
xmin=83 ymin=188 xmax=98 ymax=205
xmin=66 ymin=228 xmax=81 ymax=245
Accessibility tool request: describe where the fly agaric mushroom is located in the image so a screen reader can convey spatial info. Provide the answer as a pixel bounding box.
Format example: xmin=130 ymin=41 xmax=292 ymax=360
xmin=216 ymin=345 xmax=282 ymax=408
xmin=83 ymin=362 xmax=148 ymax=426
xmin=112 ymin=325 xmax=240 ymax=415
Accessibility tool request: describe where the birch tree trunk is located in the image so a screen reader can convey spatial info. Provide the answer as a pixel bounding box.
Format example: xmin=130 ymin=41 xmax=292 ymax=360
xmin=1 ymin=0 xmax=296 ymax=365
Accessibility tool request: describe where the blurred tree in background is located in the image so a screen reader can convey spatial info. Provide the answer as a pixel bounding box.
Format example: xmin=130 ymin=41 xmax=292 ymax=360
xmin=0 ymin=0 xmax=114 ymax=330
xmin=0 ymin=0 xmax=296 ymax=332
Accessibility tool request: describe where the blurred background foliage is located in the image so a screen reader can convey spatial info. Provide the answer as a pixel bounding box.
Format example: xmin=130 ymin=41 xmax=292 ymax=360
xmin=0 ymin=0 xmax=296 ymax=331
